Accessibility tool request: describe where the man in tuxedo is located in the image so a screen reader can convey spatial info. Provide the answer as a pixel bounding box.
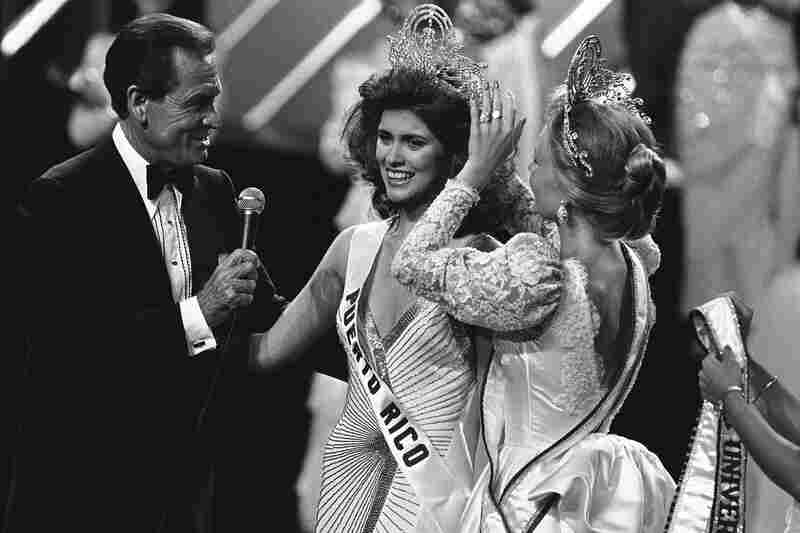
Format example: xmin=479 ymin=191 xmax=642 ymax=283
xmin=10 ymin=13 xmax=276 ymax=531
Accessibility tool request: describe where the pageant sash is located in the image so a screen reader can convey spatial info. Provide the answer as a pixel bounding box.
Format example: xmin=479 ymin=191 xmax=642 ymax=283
xmin=494 ymin=243 xmax=654 ymax=531
xmin=664 ymin=294 xmax=749 ymax=533
xmin=336 ymin=221 xmax=472 ymax=532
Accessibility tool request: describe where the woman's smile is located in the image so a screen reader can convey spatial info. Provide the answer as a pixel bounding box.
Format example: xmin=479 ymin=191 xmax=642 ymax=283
xmin=385 ymin=168 xmax=415 ymax=185
xmin=376 ymin=109 xmax=444 ymax=204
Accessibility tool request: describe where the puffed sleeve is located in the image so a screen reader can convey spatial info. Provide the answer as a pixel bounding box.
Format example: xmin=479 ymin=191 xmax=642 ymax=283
xmin=392 ymin=180 xmax=563 ymax=332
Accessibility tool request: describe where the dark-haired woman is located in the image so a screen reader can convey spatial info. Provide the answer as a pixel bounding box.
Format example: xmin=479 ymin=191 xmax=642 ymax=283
xmin=253 ymin=54 xmax=518 ymax=532
xmin=392 ymin=36 xmax=676 ymax=532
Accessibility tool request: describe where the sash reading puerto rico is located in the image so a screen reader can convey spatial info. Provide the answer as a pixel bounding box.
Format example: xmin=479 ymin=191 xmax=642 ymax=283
xmin=336 ymin=221 xmax=473 ymax=532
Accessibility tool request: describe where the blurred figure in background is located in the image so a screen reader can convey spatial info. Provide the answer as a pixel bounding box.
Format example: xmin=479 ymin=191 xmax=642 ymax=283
xmin=675 ymin=0 xmax=800 ymax=529
xmin=65 ymin=29 xmax=116 ymax=148
xmin=675 ymin=0 xmax=800 ymax=313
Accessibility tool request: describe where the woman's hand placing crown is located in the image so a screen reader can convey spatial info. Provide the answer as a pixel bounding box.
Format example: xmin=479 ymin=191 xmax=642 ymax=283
xmin=459 ymin=80 xmax=525 ymax=192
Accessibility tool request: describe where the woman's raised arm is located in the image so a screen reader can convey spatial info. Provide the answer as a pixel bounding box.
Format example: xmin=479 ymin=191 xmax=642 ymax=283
xmin=391 ymin=181 xmax=562 ymax=331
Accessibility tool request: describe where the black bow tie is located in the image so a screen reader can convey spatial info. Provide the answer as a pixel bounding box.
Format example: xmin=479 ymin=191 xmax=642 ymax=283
xmin=146 ymin=164 xmax=195 ymax=200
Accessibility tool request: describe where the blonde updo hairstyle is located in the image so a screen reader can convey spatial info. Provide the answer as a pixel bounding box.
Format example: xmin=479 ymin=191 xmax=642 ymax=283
xmin=547 ymin=96 xmax=666 ymax=241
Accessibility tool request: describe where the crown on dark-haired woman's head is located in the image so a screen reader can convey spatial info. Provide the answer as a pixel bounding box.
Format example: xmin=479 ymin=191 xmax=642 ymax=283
xmin=387 ymin=3 xmax=487 ymax=103
xmin=560 ymin=35 xmax=651 ymax=178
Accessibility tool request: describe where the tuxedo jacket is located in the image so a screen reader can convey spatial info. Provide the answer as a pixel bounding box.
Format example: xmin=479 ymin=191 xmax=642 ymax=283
xmin=11 ymin=138 xmax=269 ymax=531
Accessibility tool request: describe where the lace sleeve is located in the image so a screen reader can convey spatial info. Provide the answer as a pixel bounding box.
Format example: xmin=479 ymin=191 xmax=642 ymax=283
xmin=392 ymin=180 xmax=563 ymax=331
xmin=624 ymin=234 xmax=661 ymax=276
xmin=481 ymin=171 xmax=549 ymax=236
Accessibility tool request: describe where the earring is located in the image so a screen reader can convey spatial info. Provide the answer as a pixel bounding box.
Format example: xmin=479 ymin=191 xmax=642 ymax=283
xmin=556 ymin=200 xmax=569 ymax=226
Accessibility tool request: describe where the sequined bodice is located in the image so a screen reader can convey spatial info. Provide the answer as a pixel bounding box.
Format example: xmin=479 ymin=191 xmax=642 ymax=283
xmin=315 ymin=231 xmax=476 ymax=533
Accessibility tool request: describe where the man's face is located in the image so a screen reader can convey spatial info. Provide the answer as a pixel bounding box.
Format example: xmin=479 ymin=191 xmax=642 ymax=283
xmin=143 ymin=48 xmax=221 ymax=167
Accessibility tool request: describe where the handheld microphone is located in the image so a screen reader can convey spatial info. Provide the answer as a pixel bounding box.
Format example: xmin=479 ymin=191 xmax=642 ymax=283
xmin=237 ymin=187 xmax=266 ymax=250
xmin=236 ymin=187 xmax=285 ymax=304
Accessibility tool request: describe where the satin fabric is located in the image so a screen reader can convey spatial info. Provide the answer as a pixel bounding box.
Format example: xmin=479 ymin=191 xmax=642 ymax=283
xmin=462 ymin=435 xmax=674 ymax=532
xmin=460 ymin=242 xmax=675 ymax=532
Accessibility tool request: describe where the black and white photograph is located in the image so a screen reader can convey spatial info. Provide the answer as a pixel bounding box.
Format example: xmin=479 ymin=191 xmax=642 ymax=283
xmin=4 ymin=0 xmax=800 ymax=531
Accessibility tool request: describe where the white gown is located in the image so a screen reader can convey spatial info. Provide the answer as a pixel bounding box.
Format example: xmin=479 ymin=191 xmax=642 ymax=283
xmin=392 ymin=176 xmax=676 ymax=532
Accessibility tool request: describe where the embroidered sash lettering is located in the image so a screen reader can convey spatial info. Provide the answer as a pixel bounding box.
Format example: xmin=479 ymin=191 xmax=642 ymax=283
xmin=333 ymin=221 xmax=474 ymax=531
xmin=341 ymin=289 xmax=430 ymax=461
xmin=664 ymin=295 xmax=749 ymax=533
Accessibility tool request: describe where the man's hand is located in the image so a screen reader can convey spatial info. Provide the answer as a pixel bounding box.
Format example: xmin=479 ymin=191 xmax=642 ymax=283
xmin=197 ymin=249 xmax=259 ymax=327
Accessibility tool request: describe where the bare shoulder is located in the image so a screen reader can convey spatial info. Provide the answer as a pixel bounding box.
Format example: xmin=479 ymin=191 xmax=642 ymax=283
xmin=305 ymin=225 xmax=359 ymax=307
xmin=326 ymin=225 xmax=358 ymax=276
xmin=587 ymin=253 xmax=629 ymax=326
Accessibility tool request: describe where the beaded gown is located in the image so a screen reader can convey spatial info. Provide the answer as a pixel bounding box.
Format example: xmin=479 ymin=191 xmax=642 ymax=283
xmin=317 ymin=220 xmax=482 ymax=532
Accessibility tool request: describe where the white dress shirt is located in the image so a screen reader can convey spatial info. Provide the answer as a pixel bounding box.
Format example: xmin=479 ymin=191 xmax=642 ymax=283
xmin=112 ymin=123 xmax=216 ymax=355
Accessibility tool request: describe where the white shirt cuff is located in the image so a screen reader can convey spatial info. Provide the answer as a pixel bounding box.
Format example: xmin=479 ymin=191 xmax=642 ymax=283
xmin=180 ymin=296 xmax=217 ymax=356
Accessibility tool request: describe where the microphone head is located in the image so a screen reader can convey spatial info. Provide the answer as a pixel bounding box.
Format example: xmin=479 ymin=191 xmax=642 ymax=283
xmin=237 ymin=187 xmax=266 ymax=215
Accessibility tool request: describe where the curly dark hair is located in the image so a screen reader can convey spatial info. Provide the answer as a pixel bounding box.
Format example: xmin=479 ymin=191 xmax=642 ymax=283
xmin=342 ymin=67 xmax=506 ymax=237
xmin=545 ymin=92 xmax=667 ymax=241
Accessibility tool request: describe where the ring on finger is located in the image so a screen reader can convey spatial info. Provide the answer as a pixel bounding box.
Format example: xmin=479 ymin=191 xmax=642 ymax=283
xmin=479 ymin=111 xmax=491 ymax=123
xmin=491 ymin=109 xmax=502 ymax=120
